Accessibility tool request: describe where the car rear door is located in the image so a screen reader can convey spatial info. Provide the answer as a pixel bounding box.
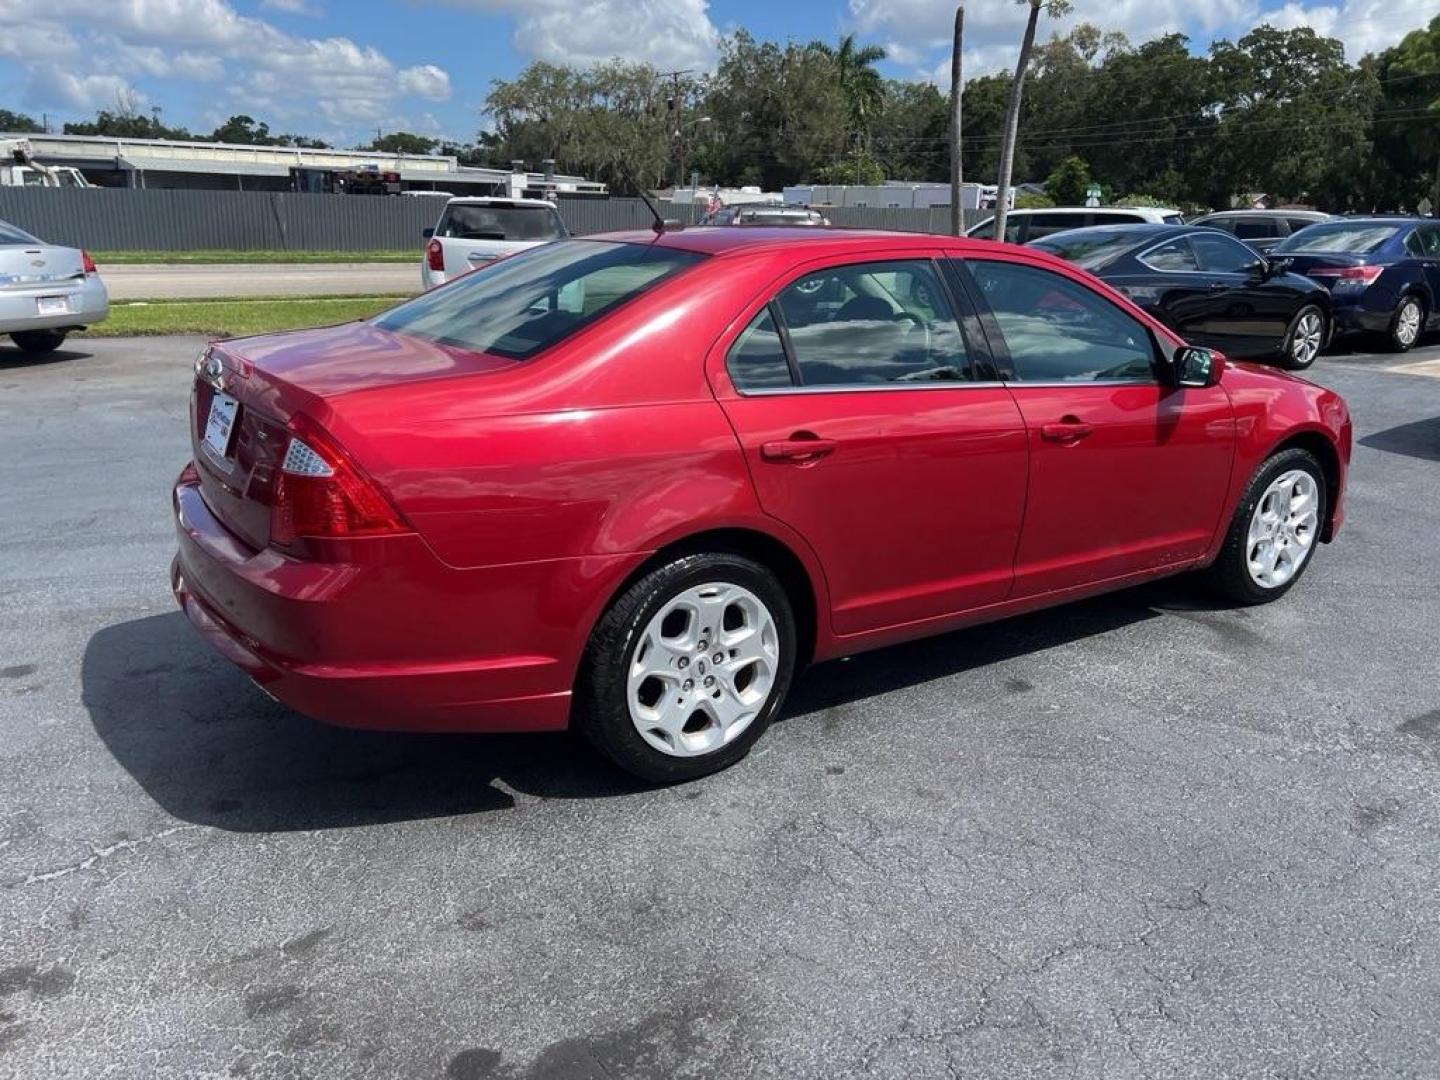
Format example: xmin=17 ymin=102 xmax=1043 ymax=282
xmin=712 ymin=252 xmax=1029 ymax=637
xmin=1102 ymin=235 xmax=1225 ymax=348
xmin=955 ymin=253 xmax=1233 ymax=596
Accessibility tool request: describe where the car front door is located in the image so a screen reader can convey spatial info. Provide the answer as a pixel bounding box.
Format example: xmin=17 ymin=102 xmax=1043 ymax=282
xmin=713 ymin=255 xmax=1029 ymax=637
xmin=1189 ymin=231 xmax=1296 ymax=355
xmin=1414 ymin=224 xmax=1440 ymax=327
xmin=956 ymin=254 xmax=1234 ymax=596
xmin=1101 ymin=235 xmax=1229 ymax=349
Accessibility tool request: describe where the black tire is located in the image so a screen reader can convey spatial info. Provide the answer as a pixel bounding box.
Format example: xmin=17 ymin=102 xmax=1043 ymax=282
xmin=9 ymin=330 xmax=67 ymax=355
xmin=577 ymin=552 xmax=797 ymax=784
xmin=1384 ymin=295 xmax=1425 ymax=353
xmin=1279 ymin=304 xmax=1326 ymax=370
xmin=1206 ymin=447 xmax=1327 ymax=605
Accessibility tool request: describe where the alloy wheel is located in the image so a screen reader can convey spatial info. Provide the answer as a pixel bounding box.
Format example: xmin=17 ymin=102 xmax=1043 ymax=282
xmin=1289 ymin=310 xmax=1324 ymax=367
xmin=627 ymin=582 xmax=780 ymax=757
xmin=1245 ymin=469 xmax=1319 ymax=589
xmin=1396 ymin=299 xmax=1422 ymax=347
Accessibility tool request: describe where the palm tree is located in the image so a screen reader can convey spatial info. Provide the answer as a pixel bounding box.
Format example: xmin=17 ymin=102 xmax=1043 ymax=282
xmin=812 ymin=35 xmax=888 ymax=148
xmin=949 ymin=3 xmax=965 ymax=235
xmin=993 ymin=0 xmax=1072 ymax=240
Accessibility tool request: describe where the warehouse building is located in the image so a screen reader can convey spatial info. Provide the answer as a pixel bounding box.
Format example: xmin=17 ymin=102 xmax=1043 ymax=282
xmin=3 ymin=133 xmax=606 ymax=197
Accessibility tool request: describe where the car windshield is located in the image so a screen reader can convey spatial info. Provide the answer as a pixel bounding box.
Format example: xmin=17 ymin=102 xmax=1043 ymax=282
xmin=1029 ymin=229 xmax=1148 ymax=270
xmin=373 ymin=240 xmax=704 ymax=360
xmin=436 ymin=203 xmax=567 ymax=242
xmin=1275 ymin=222 xmax=1399 ymax=254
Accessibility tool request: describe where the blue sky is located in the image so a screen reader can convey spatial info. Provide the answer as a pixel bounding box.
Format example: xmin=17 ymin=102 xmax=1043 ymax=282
xmin=1 ymin=0 xmax=1436 ymax=148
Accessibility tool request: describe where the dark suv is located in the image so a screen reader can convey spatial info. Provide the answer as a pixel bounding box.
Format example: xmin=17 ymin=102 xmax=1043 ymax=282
xmin=1189 ymin=210 xmax=1332 ymax=254
xmin=1272 ymin=217 xmax=1440 ymax=352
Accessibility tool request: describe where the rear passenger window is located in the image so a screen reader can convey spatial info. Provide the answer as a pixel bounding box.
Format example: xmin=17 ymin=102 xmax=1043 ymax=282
xmin=727 ymin=308 xmax=792 ymax=390
xmin=1025 ymin=213 xmax=1089 ymax=239
xmin=1099 ymin=213 xmax=1146 ymax=225
xmin=1233 ymin=219 xmax=1280 ymax=239
xmin=1140 ymin=238 xmax=1199 ymax=271
xmin=968 ymin=260 xmax=1156 ymax=382
xmin=776 ymin=260 xmax=972 ymax=386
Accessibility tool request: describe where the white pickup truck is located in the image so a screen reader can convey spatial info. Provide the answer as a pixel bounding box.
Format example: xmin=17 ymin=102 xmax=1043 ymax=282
xmin=420 ymin=196 xmax=568 ymax=289
xmin=0 ymin=139 xmax=91 ymax=188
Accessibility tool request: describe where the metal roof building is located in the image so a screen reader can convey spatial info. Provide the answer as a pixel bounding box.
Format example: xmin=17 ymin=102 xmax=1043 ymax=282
xmin=4 ymin=132 xmax=606 ymax=196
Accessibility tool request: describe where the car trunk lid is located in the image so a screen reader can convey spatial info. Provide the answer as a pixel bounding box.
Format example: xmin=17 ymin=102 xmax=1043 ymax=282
xmin=191 ymin=320 xmax=514 ymax=551
xmin=0 ymin=244 xmax=86 ymax=295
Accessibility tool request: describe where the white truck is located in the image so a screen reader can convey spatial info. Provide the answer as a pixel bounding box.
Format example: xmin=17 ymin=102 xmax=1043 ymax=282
xmin=0 ymin=139 xmax=91 ymax=188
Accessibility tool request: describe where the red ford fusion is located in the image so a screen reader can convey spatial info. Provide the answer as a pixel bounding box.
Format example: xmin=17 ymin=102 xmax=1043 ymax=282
xmin=173 ymin=227 xmax=1351 ymax=782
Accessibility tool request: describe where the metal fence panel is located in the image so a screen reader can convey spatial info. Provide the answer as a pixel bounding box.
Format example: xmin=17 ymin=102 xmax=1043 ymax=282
xmin=0 ymin=188 xmax=989 ymax=251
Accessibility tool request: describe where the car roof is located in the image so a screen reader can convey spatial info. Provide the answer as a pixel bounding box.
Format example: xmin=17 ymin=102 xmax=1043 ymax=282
xmin=1197 ymin=209 xmax=1329 ymax=218
xmin=1028 ymin=222 xmax=1181 ymax=246
xmin=991 ymin=206 xmax=1179 ymax=216
xmin=586 ymin=225 xmax=1042 ymax=259
xmin=445 ymin=197 xmax=558 ymax=207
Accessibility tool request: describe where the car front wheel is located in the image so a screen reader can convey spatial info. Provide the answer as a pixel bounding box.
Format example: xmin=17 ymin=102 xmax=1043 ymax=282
xmin=9 ymin=330 xmax=68 ymax=355
xmin=1281 ymin=305 xmax=1325 ymax=370
xmin=1207 ymin=447 xmax=1327 ymax=605
xmin=578 ymin=552 xmax=796 ymax=783
xmin=1387 ymin=296 xmax=1424 ymax=352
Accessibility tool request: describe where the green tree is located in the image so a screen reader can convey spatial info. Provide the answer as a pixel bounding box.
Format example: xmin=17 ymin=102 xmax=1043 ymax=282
xmin=1045 ymin=155 xmax=1092 ymax=203
xmin=362 ymin=132 xmax=440 ymax=155
xmin=811 ymin=34 xmax=888 ymax=146
xmin=0 ymin=109 xmax=43 ymax=133
xmin=208 ymin=115 xmax=276 ymax=144
xmin=1370 ymin=17 xmax=1440 ymax=212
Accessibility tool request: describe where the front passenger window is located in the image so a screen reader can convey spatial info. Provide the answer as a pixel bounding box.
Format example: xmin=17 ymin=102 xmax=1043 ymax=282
xmin=967 ymin=260 xmax=1156 ymax=382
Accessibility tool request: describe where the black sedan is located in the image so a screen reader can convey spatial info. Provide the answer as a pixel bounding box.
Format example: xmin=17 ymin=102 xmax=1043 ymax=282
xmin=1029 ymin=224 xmax=1332 ymax=369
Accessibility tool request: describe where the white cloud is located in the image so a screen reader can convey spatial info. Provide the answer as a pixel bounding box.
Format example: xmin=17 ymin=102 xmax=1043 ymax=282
xmin=854 ymin=0 xmax=1439 ymax=87
xmin=1257 ymin=0 xmax=1439 ymax=61
xmin=441 ymin=0 xmax=719 ymax=69
xmin=260 ymin=0 xmax=323 ymax=14
xmin=25 ymin=71 xmax=144 ymax=111
xmin=398 ymin=64 xmax=452 ymax=101
xmin=0 ymin=0 xmax=454 ymax=133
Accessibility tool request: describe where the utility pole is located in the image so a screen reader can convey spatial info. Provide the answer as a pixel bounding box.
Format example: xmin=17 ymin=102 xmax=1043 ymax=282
xmin=656 ymin=69 xmax=694 ymax=193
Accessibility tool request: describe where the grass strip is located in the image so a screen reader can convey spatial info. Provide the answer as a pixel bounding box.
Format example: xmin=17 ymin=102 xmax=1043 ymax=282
xmin=76 ymin=296 xmax=408 ymax=338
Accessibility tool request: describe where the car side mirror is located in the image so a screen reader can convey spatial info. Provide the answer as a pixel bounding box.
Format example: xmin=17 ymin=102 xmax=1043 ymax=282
xmin=1174 ymin=346 xmax=1224 ymax=388
xmin=422 ymin=227 xmax=435 ymax=239
xmin=1267 ymin=256 xmax=1293 ymax=276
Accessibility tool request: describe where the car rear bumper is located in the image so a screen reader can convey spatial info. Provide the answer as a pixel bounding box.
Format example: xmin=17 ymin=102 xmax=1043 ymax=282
xmin=0 ymin=276 xmax=108 ymax=333
xmin=1327 ymin=286 xmax=1405 ymax=336
xmin=172 ymin=469 xmax=641 ymax=733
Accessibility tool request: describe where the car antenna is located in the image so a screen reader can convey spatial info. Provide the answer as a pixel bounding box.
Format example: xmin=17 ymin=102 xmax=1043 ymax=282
xmin=620 ymin=164 xmax=682 ymax=235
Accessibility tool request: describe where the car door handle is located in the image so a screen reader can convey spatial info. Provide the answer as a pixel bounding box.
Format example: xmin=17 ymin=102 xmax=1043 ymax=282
xmin=1040 ymin=420 xmax=1093 ymax=443
xmin=1208 ymin=282 xmax=1229 ymax=291
xmin=761 ymin=435 xmax=837 ymax=463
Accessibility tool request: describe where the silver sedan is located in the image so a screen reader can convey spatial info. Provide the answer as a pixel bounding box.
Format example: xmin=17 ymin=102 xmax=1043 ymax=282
xmin=0 ymin=217 xmax=108 ymax=355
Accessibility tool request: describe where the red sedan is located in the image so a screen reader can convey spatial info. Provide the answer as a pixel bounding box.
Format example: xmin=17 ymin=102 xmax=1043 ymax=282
xmin=173 ymin=228 xmax=1351 ymax=782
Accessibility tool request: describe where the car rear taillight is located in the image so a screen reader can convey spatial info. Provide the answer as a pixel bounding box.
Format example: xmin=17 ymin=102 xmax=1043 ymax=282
xmin=1309 ymin=265 xmax=1383 ymax=286
xmin=82 ymin=250 xmax=97 ymax=275
xmin=426 ymin=238 xmax=444 ymax=272
xmin=270 ymin=416 xmax=408 ymax=549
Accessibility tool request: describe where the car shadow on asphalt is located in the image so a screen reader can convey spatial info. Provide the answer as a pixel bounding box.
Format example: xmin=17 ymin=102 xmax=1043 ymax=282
xmin=1359 ymin=417 xmax=1440 ymax=462
xmin=0 ymin=345 xmax=95 ymax=368
xmin=83 ymin=579 xmax=1226 ymax=833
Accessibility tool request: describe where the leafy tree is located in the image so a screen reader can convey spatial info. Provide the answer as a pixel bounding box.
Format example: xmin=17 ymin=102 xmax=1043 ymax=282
xmin=1045 ymin=155 xmax=1092 ymax=204
xmin=209 ymin=115 xmax=276 ymax=144
xmin=64 ymin=103 xmax=193 ymax=141
xmin=362 ymin=131 xmax=440 ymax=155
xmin=811 ymin=35 xmax=887 ymax=146
xmin=1369 ymin=17 xmax=1440 ymax=212
xmin=0 ymin=109 xmax=43 ymax=133
xmin=873 ymin=80 xmax=949 ymax=181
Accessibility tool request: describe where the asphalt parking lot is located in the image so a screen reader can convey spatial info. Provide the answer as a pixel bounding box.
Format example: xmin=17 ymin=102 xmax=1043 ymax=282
xmin=2 ymin=335 xmax=1438 ymax=1080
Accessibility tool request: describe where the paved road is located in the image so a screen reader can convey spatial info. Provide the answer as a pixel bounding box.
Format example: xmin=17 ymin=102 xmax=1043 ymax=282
xmin=1 ymin=338 xmax=1438 ymax=1079
xmin=100 ymin=262 xmax=419 ymax=300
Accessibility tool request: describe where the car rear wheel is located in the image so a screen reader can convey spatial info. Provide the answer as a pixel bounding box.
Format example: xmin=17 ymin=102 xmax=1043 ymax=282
xmin=1386 ymin=296 xmax=1424 ymax=352
xmin=9 ymin=330 xmax=67 ymax=355
xmin=1280 ymin=305 xmax=1325 ymax=370
xmin=578 ymin=552 xmax=796 ymax=783
xmin=1206 ymin=447 xmax=1327 ymax=605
